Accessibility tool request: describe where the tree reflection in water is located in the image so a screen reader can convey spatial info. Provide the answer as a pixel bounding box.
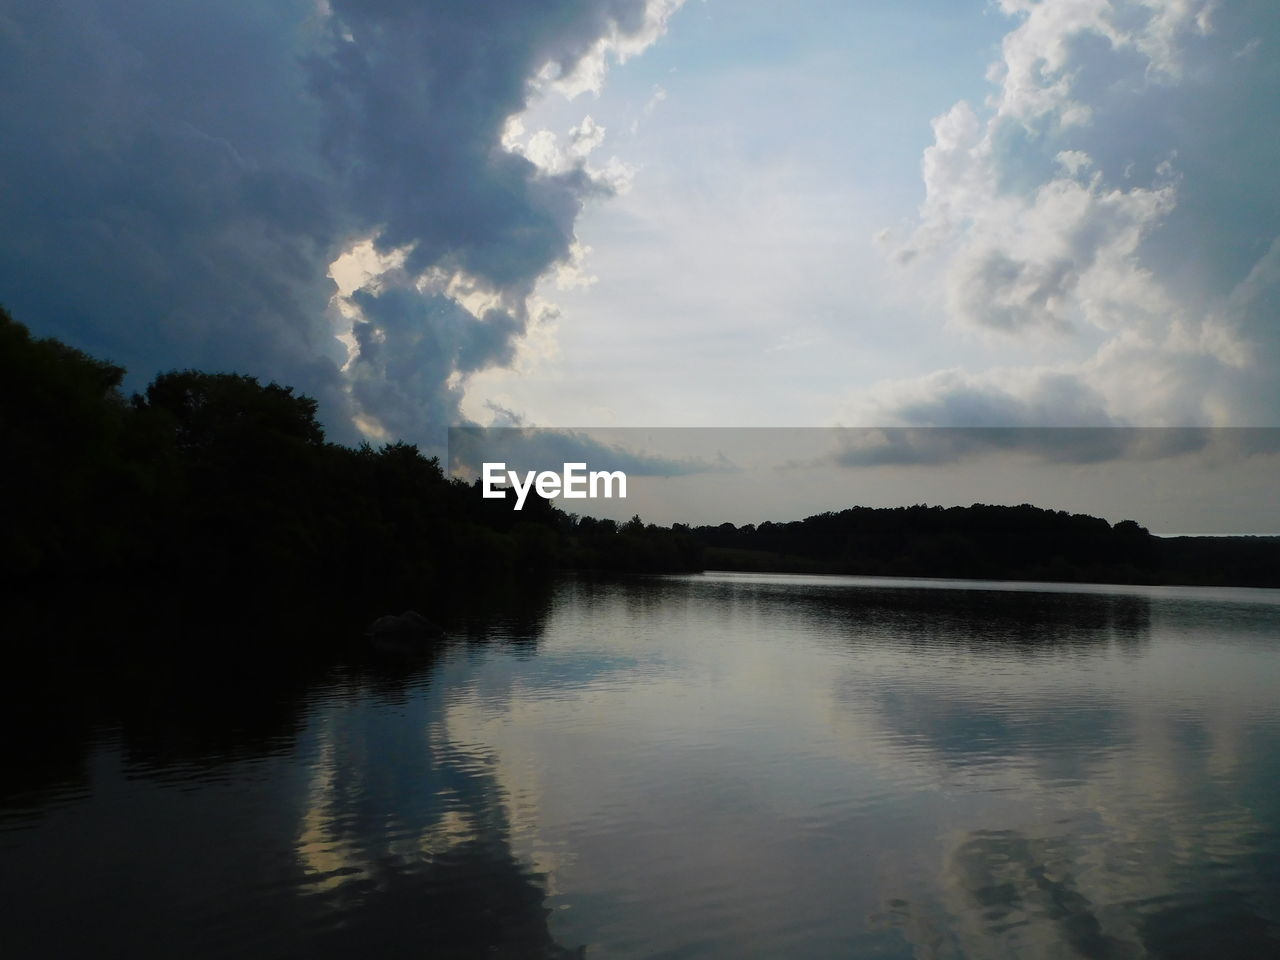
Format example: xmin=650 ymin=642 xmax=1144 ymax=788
xmin=1 ymin=589 xmax=585 ymax=959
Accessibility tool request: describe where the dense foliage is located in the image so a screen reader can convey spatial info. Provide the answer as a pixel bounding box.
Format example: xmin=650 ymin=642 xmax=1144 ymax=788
xmin=0 ymin=307 xmax=699 ymax=626
xmin=689 ymin=506 xmax=1279 ymax=586
xmin=4 ymin=304 xmax=1276 ymax=627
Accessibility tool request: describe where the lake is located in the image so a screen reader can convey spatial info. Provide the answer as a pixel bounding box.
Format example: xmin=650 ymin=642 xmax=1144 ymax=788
xmin=4 ymin=572 xmax=1280 ymax=958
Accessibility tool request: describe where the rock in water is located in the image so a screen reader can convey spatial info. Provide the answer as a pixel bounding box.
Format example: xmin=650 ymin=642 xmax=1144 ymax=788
xmin=365 ymin=610 xmax=445 ymax=651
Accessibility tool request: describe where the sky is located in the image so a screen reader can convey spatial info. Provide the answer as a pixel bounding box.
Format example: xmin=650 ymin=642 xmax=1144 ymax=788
xmin=450 ymin=427 xmax=1280 ymax=531
xmin=3 ymin=0 xmax=1279 ymax=526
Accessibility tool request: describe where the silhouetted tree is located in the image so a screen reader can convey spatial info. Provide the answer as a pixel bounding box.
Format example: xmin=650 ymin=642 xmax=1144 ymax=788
xmin=3 ymin=303 xmax=1275 ymax=640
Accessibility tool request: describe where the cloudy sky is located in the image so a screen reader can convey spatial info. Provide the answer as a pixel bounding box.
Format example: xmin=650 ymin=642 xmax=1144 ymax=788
xmin=3 ymin=2 xmax=1278 ymax=469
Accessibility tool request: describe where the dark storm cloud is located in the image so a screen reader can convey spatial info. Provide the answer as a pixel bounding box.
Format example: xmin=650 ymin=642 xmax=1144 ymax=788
xmin=0 ymin=0 xmax=668 ymax=443
xmin=346 ymin=288 xmax=525 ymax=441
xmin=312 ymin=0 xmax=623 ymax=291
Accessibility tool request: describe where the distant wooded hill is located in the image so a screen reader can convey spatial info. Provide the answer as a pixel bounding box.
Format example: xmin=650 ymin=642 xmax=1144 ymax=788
xmin=683 ymin=507 xmax=1280 ymax=587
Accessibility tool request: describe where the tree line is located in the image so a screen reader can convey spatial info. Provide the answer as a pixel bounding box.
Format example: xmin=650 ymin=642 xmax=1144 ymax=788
xmin=4 ymin=304 xmax=1276 ymax=634
xmin=686 ymin=506 xmax=1280 ymax=586
xmin=1 ymin=306 xmax=699 ymax=628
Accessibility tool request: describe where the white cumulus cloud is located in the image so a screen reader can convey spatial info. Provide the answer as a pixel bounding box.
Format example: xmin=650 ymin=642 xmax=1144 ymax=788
xmin=867 ymin=0 xmax=1279 ymax=431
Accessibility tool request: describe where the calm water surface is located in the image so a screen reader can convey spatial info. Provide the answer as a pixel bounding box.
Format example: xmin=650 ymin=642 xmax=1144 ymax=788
xmin=4 ymin=573 xmax=1280 ymax=958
